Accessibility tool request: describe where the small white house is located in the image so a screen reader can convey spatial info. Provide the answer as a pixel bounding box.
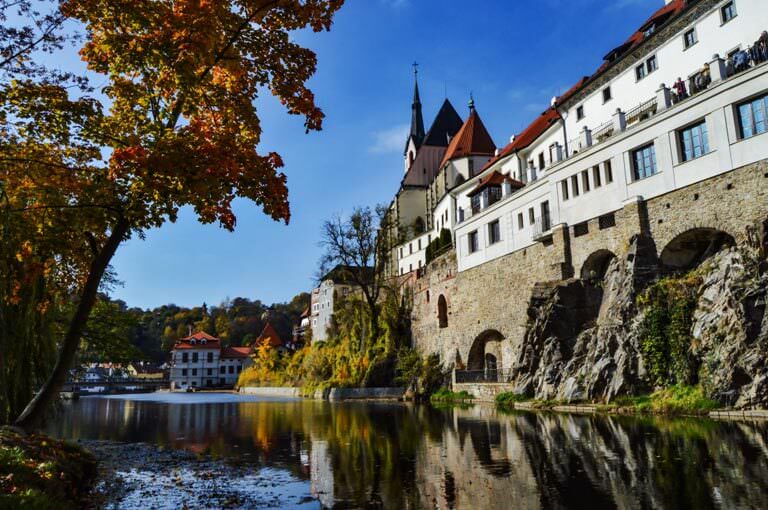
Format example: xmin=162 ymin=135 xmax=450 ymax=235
xmin=170 ymin=331 xmax=222 ymax=390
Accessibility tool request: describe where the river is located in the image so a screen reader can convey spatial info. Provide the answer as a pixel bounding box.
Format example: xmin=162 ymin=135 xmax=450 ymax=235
xmin=45 ymin=392 xmax=768 ymax=509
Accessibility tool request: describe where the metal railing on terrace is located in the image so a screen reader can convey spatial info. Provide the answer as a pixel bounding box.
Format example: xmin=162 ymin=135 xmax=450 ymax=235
xmin=455 ymin=369 xmax=514 ymax=384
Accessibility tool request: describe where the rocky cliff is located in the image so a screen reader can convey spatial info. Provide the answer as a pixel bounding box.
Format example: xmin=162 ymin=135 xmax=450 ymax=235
xmin=510 ymin=233 xmax=768 ymax=409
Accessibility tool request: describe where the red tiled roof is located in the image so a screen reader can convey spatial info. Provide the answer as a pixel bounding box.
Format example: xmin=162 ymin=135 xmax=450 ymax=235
xmin=180 ymin=331 xmax=218 ymax=342
xmin=467 ymin=171 xmax=525 ymax=197
xmin=439 ymin=108 xmax=496 ymax=168
xmin=555 ymin=0 xmax=686 ymax=107
xmin=221 ymin=346 xmax=251 ymax=358
xmin=254 ymin=322 xmax=284 ymax=348
xmin=300 ymin=307 xmax=310 ymax=319
xmin=479 ymin=108 xmax=561 ymax=172
xmin=173 ymin=331 xmax=221 ymax=350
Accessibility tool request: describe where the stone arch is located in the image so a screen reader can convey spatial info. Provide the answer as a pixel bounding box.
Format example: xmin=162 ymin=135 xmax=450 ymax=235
xmin=580 ymin=249 xmax=617 ymax=282
xmin=438 ymin=295 xmax=448 ymax=328
xmin=467 ymin=329 xmax=504 ymax=372
xmin=659 ymin=228 xmax=735 ymax=271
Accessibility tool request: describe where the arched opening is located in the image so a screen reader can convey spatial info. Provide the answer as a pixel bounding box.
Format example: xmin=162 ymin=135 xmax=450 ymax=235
xmin=438 ymin=295 xmax=448 ymax=328
xmin=660 ymin=228 xmax=735 ymax=271
xmin=580 ymin=249 xmax=617 ymax=283
xmin=413 ymin=216 xmax=425 ymax=234
xmin=467 ymin=330 xmax=504 ymax=380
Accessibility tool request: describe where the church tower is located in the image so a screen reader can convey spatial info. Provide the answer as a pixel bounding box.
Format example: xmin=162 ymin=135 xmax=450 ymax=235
xmin=404 ymin=64 xmax=425 ymax=173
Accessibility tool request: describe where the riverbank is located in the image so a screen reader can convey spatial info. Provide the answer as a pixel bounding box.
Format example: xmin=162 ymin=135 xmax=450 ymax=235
xmin=0 ymin=426 xmax=97 ymax=509
xmin=81 ymin=440 xmax=315 ymax=509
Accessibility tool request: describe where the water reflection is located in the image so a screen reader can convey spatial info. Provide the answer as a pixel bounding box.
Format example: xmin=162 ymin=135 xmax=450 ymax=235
xmin=48 ymin=395 xmax=768 ymax=509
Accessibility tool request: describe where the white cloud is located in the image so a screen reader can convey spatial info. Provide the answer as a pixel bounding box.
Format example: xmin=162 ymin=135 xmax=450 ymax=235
xmin=370 ymin=124 xmax=409 ymax=154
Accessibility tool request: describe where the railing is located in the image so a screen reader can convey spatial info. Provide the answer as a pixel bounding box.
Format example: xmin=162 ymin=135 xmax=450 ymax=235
xmin=593 ymin=120 xmax=614 ymax=142
xmin=454 ymin=369 xmax=514 ymax=384
xmin=625 ymin=97 xmax=657 ymax=126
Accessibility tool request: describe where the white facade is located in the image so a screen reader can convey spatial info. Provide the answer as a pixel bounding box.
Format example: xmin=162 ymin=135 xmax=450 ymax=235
xmin=310 ymin=278 xmax=354 ymax=342
xmin=170 ymin=346 xmax=221 ymax=390
xmin=392 ymin=0 xmax=768 ymax=275
xmin=219 ymin=355 xmax=250 ymax=386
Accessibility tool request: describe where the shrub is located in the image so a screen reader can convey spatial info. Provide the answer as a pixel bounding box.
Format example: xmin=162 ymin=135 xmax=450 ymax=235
xmin=430 ymin=388 xmax=473 ymax=403
xmin=615 ymin=385 xmax=719 ymax=415
xmin=637 ymin=272 xmax=703 ymax=387
xmin=495 ymin=392 xmax=529 ymax=407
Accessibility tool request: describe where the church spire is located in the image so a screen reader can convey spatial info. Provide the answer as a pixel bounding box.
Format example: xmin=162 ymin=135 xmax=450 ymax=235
xmin=409 ymin=62 xmax=425 ymax=148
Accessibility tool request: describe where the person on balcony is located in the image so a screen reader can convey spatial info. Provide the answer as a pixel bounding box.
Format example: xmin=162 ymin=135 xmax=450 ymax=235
xmin=673 ymin=77 xmax=688 ymax=102
xmin=726 ymin=55 xmax=736 ymax=77
xmin=695 ymin=64 xmax=711 ymax=92
xmin=734 ymin=49 xmax=750 ymax=73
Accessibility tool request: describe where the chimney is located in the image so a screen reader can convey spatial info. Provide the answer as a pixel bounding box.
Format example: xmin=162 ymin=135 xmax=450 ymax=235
xmin=509 ymin=134 xmax=516 ymax=144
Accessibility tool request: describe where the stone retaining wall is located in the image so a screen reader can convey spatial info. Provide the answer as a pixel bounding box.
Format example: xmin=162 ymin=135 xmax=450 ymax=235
xmin=239 ymin=387 xmax=302 ymax=398
xmin=326 ymin=387 xmax=405 ymax=401
xmin=411 ymin=160 xmax=768 ymax=373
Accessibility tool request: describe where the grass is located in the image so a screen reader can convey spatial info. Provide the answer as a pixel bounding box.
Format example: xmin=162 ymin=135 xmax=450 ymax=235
xmin=611 ymin=385 xmax=719 ymax=416
xmin=495 ymin=392 xmax=530 ymax=407
xmin=0 ymin=426 xmax=97 ymax=509
xmin=430 ymin=388 xmax=474 ymax=404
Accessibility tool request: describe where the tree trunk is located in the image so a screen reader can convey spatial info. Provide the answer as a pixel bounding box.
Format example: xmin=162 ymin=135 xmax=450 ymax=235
xmin=14 ymin=218 xmax=129 ymax=432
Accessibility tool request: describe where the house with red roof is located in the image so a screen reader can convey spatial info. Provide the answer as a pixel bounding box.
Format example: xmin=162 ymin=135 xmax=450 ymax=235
xmin=170 ymin=330 xmax=262 ymax=389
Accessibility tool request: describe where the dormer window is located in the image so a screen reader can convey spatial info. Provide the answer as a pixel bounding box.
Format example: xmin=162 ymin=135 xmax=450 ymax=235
xmin=190 ymin=339 xmax=196 ymax=345
xmin=643 ymin=24 xmax=655 ymax=37
xmin=201 ymin=339 xmax=207 ymax=345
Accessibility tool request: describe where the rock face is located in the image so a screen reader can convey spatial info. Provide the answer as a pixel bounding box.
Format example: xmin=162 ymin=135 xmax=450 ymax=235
xmin=511 ymin=234 xmax=768 ymax=408
xmin=692 ymin=249 xmax=768 ymax=408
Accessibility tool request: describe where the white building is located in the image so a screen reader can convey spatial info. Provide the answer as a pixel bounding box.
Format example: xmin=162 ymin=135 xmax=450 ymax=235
xmin=310 ymin=265 xmax=372 ymax=342
xmin=391 ymin=0 xmax=768 ymax=276
xmin=170 ymin=331 xmax=259 ymax=389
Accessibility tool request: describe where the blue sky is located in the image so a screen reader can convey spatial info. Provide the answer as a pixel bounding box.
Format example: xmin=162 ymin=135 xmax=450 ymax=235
xmin=106 ymin=0 xmax=662 ymax=310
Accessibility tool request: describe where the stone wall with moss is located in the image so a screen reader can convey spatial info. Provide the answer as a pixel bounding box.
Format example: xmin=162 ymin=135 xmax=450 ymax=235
xmin=410 ymin=159 xmax=768 ymax=384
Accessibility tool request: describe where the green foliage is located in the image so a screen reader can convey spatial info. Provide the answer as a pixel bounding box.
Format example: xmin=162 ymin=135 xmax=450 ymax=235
xmin=430 ymin=389 xmax=474 ymax=403
xmin=0 ymin=427 xmax=96 ymax=509
xmin=637 ymin=272 xmax=703 ymax=388
xmin=495 ymin=392 xmax=530 ymax=407
xmin=425 ymin=228 xmax=453 ymax=265
xmin=613 ymin=385 xmax=719 ymax=416
xmin=395 ymin=348 xmax=445 ymax=397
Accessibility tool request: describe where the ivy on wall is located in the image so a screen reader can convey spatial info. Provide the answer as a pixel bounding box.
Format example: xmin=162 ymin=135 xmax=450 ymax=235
xmin=637 ymin=272 xmax=703 ymax=388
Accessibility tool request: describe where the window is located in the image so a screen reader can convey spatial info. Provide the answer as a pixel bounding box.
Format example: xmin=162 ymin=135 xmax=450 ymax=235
xmin=409 ymin=243 xmax=413 ymax=254
xmin=540 ymin=202 xmax=551 ymax=231
xmin=471 ymin=194 xmax=481 ymax=214
xmin=632 ymin=143 xmax=658 ymax=180
xmin=592 ymin=165 xmax=602 ymax=187
xmin=488 ymin=220 xmax=501 ymax=245
xmin=182 ymin=353 xmax=188 ymax=363
xmin=721 ymin=2 xmax=736 ymax=24
xmin=647 ymin=55 xmax=658 ymax=73
xmin=192 ymin=368 xmax=197 ymax=376
xmin=182 ymin=368 xmax=188 ymax=376
xmin=737 ymin=93 xmax=768 ymax=138
xmin=418 ymin=239 xmax=421 ymax=250
xmin=538 ymin=152 xmax=545 ymax=170
xmin=571 ymin=175 xmax=580 ymax=196
xmin=438 ymin=295 xmax=448 ymax=328
xmin=237 ymin=365 xmax=242 ymax=374
xmin=220 ymin=365 xmax=225 ymax=373
xmin=636 ymin=55 xmax=658 ymax=81
xmin=573 ymin=222 xmax=589 ymax=237
xmin=604 ymin=160 xmax=614 ymax=183
xmin=636 ymin=63 xmax=647 ymax=81
xmin=399 ymin=247 xmax=403 ymax=258
xmin=561 ymin=180 xmax=569 ymax=201
xmin=683 ymin=28 xmax=698 ymax=49
xmin=576 ymin=105 xmax=585 ymax=121
xmin=679 ymin=120 xmax=710 ymax=161
xmin=468 ymin=159 xmax=475 ymax=177
xmin=528 ymin=208 xmax=535 ymax=225
xmin=581 ymin=170 xmax=590 ymax=192
xmin=599 ymin=213 xmax=616 ymax=230
xmin=229 ymin=365 xmax=234 ymax=374
xmin=207 ymin=368 xmax=213 ymax=376
xmin=192 ymin=352 xmax=198 ymax=363
xmin=468 ymin=231 xmax=479 ymax=254
xmin=517 ymin=213 xmax=524 ymax=230
xmin=602 ymin=86 xmax=612 ymax=103
xmin=207 ymin=352 xmax=213 ymax=363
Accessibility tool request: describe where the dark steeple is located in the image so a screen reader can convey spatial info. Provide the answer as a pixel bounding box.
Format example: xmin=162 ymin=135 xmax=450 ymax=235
xmin=423 ymin=99 xmax=464 ymax=147
xmin=409 ymin=63 xmax=426 ymax=149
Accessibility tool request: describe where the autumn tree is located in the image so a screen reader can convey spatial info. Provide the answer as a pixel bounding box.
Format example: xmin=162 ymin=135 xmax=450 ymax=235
xmin=319 ymin=205 xmax=392 ymax=344
xmin=1 ymin=0 xmax=344 ymax=431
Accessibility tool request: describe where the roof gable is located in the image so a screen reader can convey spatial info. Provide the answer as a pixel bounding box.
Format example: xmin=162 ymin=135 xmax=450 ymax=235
xmin=479 ymin=107 xmax=561 ymax=173
xmin=467 ymin=171 xmax=524 ymax=197
xmin=423 ymin=100 xmax=464 ymax=147
xmin=439 ymin=108 xmax=496 ymax=168
xmin=255 ymin=322 xmax=284 ymax=348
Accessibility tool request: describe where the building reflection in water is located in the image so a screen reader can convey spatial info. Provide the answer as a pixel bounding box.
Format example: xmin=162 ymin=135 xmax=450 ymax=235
xmin=48 ymin=396 xmax=768 ymax=509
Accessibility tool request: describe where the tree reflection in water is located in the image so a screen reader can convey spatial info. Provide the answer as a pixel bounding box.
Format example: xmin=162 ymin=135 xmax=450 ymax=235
xmin=48 ymin=396 xmax=768 ymax=509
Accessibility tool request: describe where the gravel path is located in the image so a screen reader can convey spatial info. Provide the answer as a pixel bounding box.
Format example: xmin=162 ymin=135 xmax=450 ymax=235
xmin=79 ymin=441 xmax=320 ymax=509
